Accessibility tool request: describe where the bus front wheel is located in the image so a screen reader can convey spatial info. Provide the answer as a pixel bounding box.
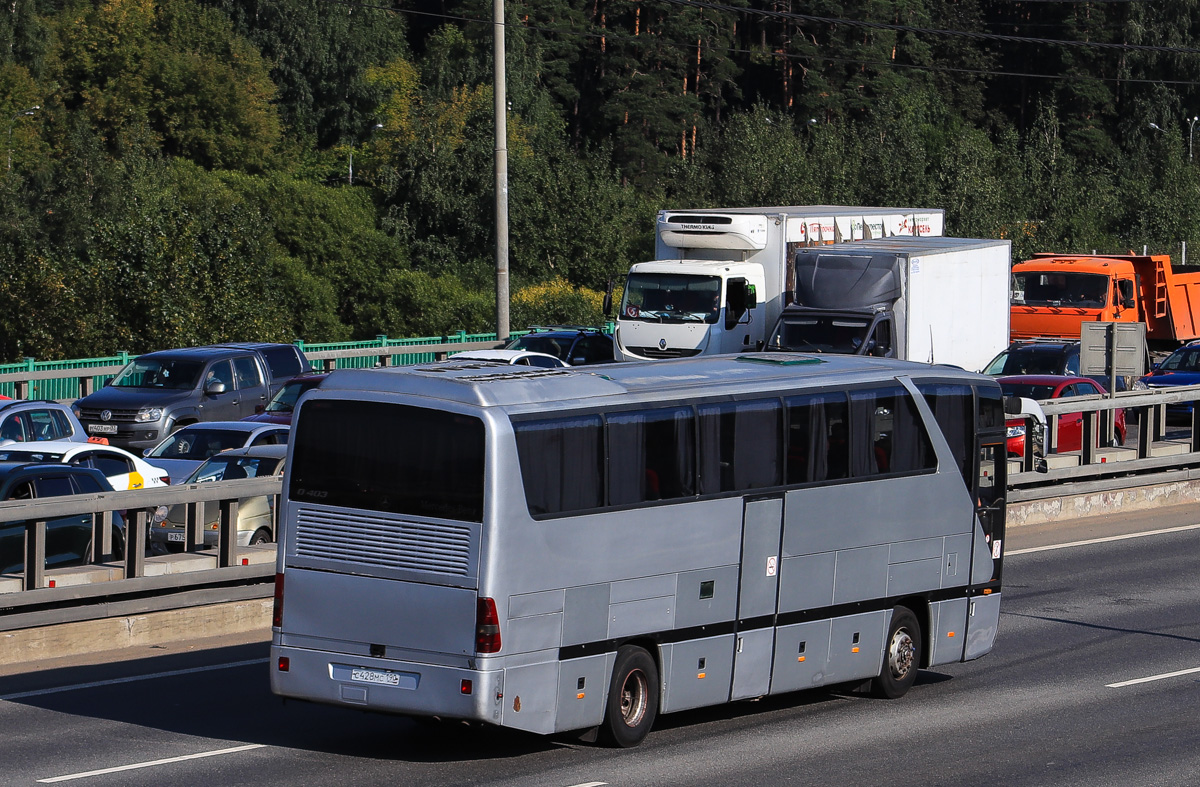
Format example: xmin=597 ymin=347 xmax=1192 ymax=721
xmin=871 ymin=606 xmax=922 ymax=699
xmin=601 ymin=645 xmax=659 ymax=748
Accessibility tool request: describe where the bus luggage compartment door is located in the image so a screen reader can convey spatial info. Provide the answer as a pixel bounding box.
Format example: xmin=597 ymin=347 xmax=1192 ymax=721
xmin=731 ymin=496 xmax=784 ymax=700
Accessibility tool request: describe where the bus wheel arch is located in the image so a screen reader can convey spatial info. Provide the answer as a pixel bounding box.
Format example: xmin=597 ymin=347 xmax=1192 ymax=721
xmin=601 ymin=643 xmax=660 ymax=748
xmin=871 ymin=604 xmax=923 ymax=699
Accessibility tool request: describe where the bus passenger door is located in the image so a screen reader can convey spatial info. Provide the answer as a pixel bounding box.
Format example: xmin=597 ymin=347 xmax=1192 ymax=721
xmin=731 ymin=496 xmax=784 ymax=700
xmin=964 ymin=438 xmax=1006 ymax=660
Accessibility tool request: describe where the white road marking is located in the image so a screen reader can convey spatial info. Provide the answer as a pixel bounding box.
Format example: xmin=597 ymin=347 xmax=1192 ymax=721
xmin=0 ymin=658 xmax=268 ymax=701
xmin=1107 ymin=666 xmax=1200 ymax=688
xmin=564 ymin=783 xmax=608 ymax=787
xmin=38 ymin=744 xmax=266 ymax=783
xmin=1007 ymin=522 xmax=1200 ymax=556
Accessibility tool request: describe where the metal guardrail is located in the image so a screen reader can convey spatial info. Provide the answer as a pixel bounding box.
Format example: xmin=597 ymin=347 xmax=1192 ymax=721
xmin=0 ymin=477 xmax=282 ymax=631
xmin=4 ymin=379 xmax=1200 ymax=628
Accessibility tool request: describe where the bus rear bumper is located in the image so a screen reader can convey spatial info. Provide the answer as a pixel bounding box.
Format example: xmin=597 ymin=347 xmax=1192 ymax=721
xmin=270 ymin=644 xmax=503 ymax=723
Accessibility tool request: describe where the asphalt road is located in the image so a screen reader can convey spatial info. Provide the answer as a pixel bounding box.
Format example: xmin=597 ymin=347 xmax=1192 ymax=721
xmin=3 ymin=506 xmax=1199 ymax=787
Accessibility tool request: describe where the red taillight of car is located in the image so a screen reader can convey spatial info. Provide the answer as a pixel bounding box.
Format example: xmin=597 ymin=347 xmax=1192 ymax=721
xmin=159 ymin=475 xmax=170 ymax=486
xmin=272 ymin=573 xmax=284 ymax=628
xmin=475 ymin=597 xmax=502 ymax=654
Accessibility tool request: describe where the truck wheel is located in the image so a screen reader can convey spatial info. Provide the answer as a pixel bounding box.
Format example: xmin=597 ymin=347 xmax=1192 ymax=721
xmin=871 ymin=606 xmax=922 ymax=699
xmin=601 ymin=645 xmax=659 ymax=748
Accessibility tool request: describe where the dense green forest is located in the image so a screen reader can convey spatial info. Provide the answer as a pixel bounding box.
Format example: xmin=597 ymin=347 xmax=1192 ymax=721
xmin=2 ymin=0 xmax=1199 ymax=361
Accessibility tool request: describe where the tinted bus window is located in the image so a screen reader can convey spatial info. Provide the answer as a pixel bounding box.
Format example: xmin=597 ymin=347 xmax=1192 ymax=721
xmin=698 ymin=399 xmax=782 ymax=493
xmin=290 ymin=400 xmax=485 ymax=522
xmin=514 ymin=415 xmax=604 ymax=516
xmin=977 ymin=384 xmax=1005 ymax=431
xmin=784 ymin=392 xmax=848 ymax=484
xmin=848 ymin=386 xmax=935 ymax=477
xmin=917 ymin=382 xmax=974 ymax=486
xmin=608 ymin=407 xmax=696 ymax=504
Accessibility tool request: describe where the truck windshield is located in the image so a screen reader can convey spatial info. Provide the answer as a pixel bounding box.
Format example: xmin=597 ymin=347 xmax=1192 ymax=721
xmin=110 ymin=358 xmax=203 ymax=390
xmin=1013 ymin=272 xmax=1109 ymax=308
xmin=769 ymin=316 xmax=871 ymax=353
xmin=620 ymin=274 xmax=721 ymax=324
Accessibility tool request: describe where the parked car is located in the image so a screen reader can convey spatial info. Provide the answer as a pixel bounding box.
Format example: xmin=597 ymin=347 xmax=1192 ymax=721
xmin=983 ymin=339 xmax=1128 ymax=392
xmin=142 ymin=422 xmax=290 ymax=484
xmin=449 ymin=349 xmax=568 ymax=368
xmin=73 ymin=343 xmax=310 ymax=452
xmin=0 ymin=463 xmax=124 ymax=574
xmin=505 ymin=327 xmax=616 ymax=365
xmin=0 ymin=400 xmax=101 ymax=444
xmin=0 ymin=440 xmax=169 ymax=489
xmin=149 ymin=445 xmax=287 ymax=553
xmin=241 ymin=373 xmax=329 ymax=426
xmin=1135 ymin=340 xmax=1200 ymax=418
xmin=998 ymin=375 xmax=1125 ymax=456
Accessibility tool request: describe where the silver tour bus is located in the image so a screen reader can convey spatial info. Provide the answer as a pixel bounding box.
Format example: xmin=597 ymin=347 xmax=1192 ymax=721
xmin=270 ymin=353 xmax=1006 ymax=747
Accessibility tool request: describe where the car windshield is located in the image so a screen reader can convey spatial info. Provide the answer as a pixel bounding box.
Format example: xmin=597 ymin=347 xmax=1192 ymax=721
xmin=985 ymin=348 xmax=1073 ymax=376
xmin=265 ymin=379 xmax=319 ymax=413
xmin=0 ymin=449 xmax=65 ymax=461
xmin=1013 ymin=272 xmax=1109 ymax=308
xmin=110 ymin=358 xmax=203 ymax=390
xmin=768 ymin=316 xmax=871 ymax=353
xmin=148 ymin=430 xmax=250 ymax=460
xmin=507 ymin=335 xmax=572 ymax=360
xmin=1160 ymin=348 xmax=1200 ymax=372
xmin=188 ymin=455 xmax=281 ymax=483
xmin=1000 ymin=382 xmax=1058 ymax=401
xmin=619 ymin=274 xmax=721 ymax=324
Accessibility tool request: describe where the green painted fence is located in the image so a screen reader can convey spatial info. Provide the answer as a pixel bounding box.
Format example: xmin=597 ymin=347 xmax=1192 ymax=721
xmin=0 ymin=331 xmax=529 ymax=401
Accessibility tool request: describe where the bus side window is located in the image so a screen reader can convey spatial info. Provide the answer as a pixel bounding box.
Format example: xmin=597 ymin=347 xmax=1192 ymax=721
xmin=608 ymin=407 xmax=695 ymax=505
xmin=784 ymin=392 xmax=847 ymax=484
xmin=698 ymin=399 xmax=782 ymax=493
xmin=514 ymin=415 xmax=604 ymax=516
xmin=916 ymin=383 xmax=975 ymax=487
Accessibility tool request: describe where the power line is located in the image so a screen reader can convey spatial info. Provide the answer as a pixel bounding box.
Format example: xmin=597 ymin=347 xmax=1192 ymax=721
xmin=315 ymin=0 xmax=1200 ymax=86
xmin=653 ymin=0 xmax=1200 ymax=55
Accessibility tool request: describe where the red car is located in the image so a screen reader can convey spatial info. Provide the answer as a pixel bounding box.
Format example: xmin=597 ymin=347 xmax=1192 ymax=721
xmin=998 ymin=375 xmax=1125 ymax=456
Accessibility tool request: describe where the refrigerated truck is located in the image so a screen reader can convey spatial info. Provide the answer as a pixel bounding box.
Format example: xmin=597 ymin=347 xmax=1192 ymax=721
xmin=613 ymin=206 xmax=945 ymax=362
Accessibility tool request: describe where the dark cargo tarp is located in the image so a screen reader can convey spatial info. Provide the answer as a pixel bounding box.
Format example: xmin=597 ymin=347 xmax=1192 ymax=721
xmin=794 ymin=251 xmax=901 ymax=309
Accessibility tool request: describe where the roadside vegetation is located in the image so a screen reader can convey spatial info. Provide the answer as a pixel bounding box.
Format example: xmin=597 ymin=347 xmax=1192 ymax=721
xmin=1 ymin=0 xmax=1198 ymax=360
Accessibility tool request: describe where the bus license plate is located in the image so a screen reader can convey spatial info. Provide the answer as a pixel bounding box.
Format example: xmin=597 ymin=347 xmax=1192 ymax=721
xmin=88 ymin=424 xmax=118 ymax=434
xmin=167 ymin=532 xmax=185 ymax=542
xmin=351 ymin=668 xmax=400 ymax=686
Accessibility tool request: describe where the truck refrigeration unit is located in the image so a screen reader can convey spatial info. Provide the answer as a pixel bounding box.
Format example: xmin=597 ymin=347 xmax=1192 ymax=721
xmin=612 ymin=206 xmax=945 ymax=362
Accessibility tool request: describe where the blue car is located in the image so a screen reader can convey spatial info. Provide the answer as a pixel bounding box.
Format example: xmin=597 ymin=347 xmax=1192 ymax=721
xmin=1136 ymin=341 xmax=1200 ymax=417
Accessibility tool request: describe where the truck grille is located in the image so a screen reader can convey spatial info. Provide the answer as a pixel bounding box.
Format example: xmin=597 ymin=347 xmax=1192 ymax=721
xmin=77 ymin=407 xmax=142 ymax=423
xmin=627 ymin=346 xmax=703 ymax=359
xmin=294 ymin=508 xmax=473 ymax=576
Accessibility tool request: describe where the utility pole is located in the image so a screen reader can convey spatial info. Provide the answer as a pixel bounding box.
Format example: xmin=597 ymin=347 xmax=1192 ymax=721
xmin=494 ymin=0 xmax=510 ymax=342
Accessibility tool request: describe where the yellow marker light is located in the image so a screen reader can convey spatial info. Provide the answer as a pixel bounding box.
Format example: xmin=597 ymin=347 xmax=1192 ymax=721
xmin=948 ymin=632 xmax=956 ymax=637
xmin=697 ymin=672 xmax=706 ymax=679
xmin=797 ymin=656 xmax=805 ymax=662
xmin=983 ymin=588 xmax=993 ymax=595
xmin=576 ymin=693 xmax=585 ymax=700
xmin=851 ymin=647 xmax=859 ymax=653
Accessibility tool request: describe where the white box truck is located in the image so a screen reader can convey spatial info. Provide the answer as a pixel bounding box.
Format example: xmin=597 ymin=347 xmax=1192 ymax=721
xmin=764 ymin=236 xmax=1011 ymax=371
xmin=612 ymin=206 xmax=945 ymax=361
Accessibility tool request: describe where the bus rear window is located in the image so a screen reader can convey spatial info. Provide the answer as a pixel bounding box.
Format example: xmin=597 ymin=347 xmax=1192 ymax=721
xmin=289 ymin=400 xmax=485 ymax=522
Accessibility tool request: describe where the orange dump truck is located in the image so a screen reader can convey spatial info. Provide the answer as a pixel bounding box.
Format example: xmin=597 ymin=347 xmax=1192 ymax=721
xmin=1010 ymin=253 xmax=1200 ymax=347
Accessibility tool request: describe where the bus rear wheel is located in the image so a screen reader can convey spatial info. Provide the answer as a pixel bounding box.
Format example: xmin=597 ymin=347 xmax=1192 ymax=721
xmin=871 ymin=606 xmax=921 ymax=699
xmin=601 ymin=645 xmax=659 ymax=748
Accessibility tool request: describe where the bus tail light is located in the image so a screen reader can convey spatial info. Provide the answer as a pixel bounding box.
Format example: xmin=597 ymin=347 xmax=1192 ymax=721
xmin=272 ymin=573 xmax=284 ymax=628
xmin=475 ymin=597 xmax=502 ymax=653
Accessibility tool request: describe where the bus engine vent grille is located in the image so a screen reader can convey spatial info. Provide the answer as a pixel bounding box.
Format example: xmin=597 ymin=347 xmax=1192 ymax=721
xmin=294 ymin=508 xmax=472 ymax=576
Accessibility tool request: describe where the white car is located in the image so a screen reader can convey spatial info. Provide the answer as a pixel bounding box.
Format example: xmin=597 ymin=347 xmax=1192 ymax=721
xmin=449 ymin=349 xmax=567 ymax=368
xmin=143 ymin=421 xmax=290 ymax=484
xmin=0 ymin=440 xmax=170 ymax=489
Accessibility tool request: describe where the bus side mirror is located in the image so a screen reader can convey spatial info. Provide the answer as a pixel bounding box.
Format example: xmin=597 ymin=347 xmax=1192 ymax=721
xmin=602 ymin=280 xmax=614 ymax=317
